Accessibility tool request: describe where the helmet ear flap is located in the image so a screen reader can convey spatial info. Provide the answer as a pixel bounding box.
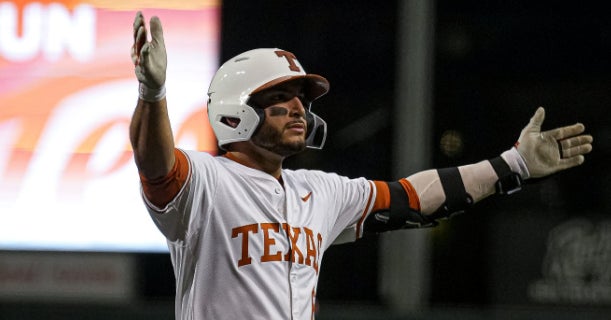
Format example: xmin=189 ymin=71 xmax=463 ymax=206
xmin=209 ymin=99 xmax=262 ymax=150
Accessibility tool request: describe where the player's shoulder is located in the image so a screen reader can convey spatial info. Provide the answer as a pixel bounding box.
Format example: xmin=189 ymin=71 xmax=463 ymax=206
xmin=284 ymin=168 xmax=335 ymax=179
xmin=284 ymin=168 xmax=362 ymax=185
xmin=184 ymin=150 xmax=275 ymax=179
xmin=178 ymin=149 xmax=226 ymax=174
xmin=180 ymin=149 xmax=227 ymax=165
xmin=180 ymin=148 xmax=214 ymax=160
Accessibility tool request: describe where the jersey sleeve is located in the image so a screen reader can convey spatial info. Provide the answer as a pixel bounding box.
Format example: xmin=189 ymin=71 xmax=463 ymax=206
xmin=331 ymin=178 xmax=421 ymax=244
xmin=141 ymin=149 xmax=218 ymax=243
xmin=329 ymin=179 xmax=375 ymax=245
xmin=308 ymin=172 xmax=377 ymax=247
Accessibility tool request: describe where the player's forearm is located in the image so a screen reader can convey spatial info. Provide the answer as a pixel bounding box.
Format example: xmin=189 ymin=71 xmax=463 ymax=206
xmin=407 ymin=160 xmax=498 ymax=216
xmin=130 ymin=97 xmax=176 ymax=179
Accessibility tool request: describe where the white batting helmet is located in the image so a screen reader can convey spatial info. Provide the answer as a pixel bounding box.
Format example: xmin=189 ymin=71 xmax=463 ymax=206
xmin=207 ymin=48 xmax=330 ymax=150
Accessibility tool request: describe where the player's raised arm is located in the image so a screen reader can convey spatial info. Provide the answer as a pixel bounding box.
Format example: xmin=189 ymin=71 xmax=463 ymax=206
xmin=129 ymin=12 xmax=175 ymax=180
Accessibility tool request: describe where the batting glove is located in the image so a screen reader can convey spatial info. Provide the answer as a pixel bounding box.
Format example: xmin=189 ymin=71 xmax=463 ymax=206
xmin=131 ymin=11 xmax=167 ymax=102
xmin=513 ymin=107 xmax=593 ymax=179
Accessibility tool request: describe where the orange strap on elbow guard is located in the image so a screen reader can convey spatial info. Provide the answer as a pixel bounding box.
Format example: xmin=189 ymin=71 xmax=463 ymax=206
xmin=364 ymin=179 xmax=431 ymax=233
xmin=370 ymin=179 xmax=420 ymax=213
xmin=140 ymin=149 xmax=189 ymax=208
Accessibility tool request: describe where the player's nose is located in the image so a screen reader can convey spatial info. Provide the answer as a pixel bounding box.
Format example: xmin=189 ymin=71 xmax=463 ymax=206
xmin=288 ymin=96 xmax=306 ymax=118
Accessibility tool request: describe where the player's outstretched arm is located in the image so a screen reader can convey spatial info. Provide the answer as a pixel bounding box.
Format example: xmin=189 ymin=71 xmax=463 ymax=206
xmin=408 ymin=107 xmax=593 ymax=217
xmin=363 ymin=107 xmax=592 ymax=234
xmin=129 ymin=11 xmax=175 ymax=180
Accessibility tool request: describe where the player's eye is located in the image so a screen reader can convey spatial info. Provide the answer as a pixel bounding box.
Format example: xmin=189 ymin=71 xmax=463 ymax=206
xmin=254 ymin=93 xmax=292 ymax=109
xmin=248 ymin=87 xmax=305 ymax=109
xmin=267 ymin=106 xmax=289 ymax=116
xmin=270 ymin=92 xmax=290 ymax=102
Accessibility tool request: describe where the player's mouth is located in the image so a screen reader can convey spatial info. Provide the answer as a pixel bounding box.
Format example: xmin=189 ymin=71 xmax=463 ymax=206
xmin=286 ymin=121 xmax=306 ymax=134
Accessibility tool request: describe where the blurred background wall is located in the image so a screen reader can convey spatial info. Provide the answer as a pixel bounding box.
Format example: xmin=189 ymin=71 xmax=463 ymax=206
xmin=2 ymin=0 xmax=611 ymax=319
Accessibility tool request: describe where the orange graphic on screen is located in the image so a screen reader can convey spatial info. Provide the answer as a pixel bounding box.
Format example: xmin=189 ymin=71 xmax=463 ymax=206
xmin=0 ymin=0 xmax=219 ymax=251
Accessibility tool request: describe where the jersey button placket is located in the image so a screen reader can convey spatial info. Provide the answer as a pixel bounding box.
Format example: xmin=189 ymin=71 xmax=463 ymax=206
xmin=273 ymin=186 xmax=286 ymax=214
xmin=289 ymin=268 xmax=298 ymax=318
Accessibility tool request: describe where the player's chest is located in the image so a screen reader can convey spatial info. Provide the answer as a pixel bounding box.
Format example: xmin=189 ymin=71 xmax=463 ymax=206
xmin=212 ymin=177 xmax=329 ymax=273
xmin=214 ymin=175 xmax=329 ymax=227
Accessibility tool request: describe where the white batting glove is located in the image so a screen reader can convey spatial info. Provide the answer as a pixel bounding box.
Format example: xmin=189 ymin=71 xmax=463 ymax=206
xmin=514 ymin=107 xmax=593 ymax=179
xmin=131 ymin=11 xmax=167 ymax=102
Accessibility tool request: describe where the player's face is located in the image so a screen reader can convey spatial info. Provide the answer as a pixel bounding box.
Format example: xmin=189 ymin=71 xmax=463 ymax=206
xmin=249 ymin=82 xmax=309 ymax=157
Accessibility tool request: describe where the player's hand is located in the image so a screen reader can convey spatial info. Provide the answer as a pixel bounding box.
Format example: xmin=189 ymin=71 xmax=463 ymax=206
xmin=131 ymin=11 xmax=167 ymax=99
xmin=515 ymin=107 xmax=593 ymax=178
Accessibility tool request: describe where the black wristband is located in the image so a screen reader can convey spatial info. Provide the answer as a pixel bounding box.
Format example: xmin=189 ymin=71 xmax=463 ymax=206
xmin=489 ymin=156 xmax=522 ymax=195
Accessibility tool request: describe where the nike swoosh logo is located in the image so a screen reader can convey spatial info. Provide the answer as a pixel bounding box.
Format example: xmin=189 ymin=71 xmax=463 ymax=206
xmin=301 ymin=191 xmax=312 ymax=202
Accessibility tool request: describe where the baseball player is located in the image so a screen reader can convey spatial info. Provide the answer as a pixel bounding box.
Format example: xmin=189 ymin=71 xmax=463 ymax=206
xmin=129 ymin=12 xmax=593 ymax=320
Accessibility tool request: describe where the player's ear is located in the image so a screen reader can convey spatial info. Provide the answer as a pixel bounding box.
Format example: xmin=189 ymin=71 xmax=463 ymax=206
xmin=221 ymin=116 xmax=241 ymax=128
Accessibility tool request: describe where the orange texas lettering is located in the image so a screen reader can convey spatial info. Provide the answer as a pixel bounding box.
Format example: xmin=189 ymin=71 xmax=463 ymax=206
xmin=231 ymin=223 xmax=323 ymax=273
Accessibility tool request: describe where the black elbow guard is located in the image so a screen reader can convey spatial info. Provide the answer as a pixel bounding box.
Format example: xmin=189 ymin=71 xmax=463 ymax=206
xmin=364 ymin=181 xmax=436 ymax=234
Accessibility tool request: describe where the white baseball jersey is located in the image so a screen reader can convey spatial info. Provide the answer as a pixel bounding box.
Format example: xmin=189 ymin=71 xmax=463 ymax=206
xmin=142 ymin=149 xmax=377 ymax=320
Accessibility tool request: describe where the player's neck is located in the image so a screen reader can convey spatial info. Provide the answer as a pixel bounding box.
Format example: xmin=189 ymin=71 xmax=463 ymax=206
xmin=225 ymin=143 xmax=284 ymax=179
